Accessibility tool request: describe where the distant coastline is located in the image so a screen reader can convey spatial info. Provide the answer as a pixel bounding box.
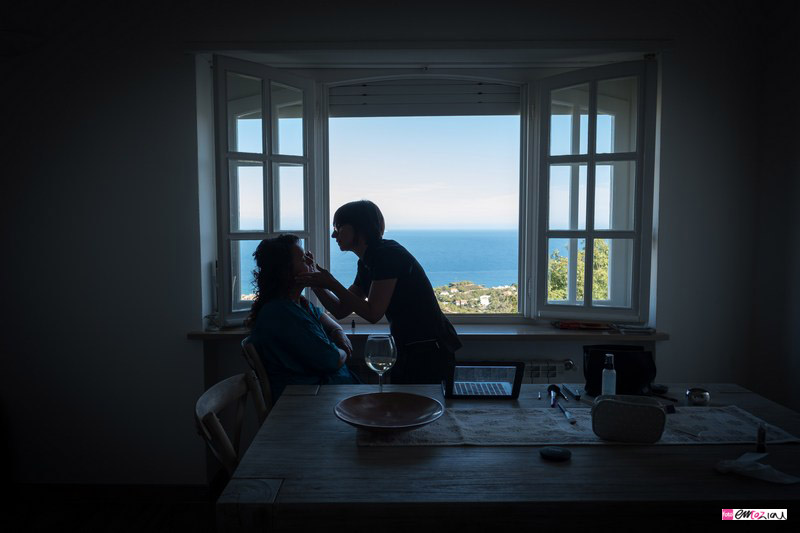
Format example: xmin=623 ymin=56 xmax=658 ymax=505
xmin=240 ymin=229 xmax=522 ymax=313
xmin=330 ymin=229 xmax=519 ymax=289
xmin=433 ymin=280 xmax=518 ymax=314
xmin=243 ymin=280 xmax=519 ymax=314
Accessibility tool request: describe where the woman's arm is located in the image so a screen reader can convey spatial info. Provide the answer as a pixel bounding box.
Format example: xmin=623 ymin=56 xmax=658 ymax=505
xmin=301 ymin=251 xmax=363 ymax=319
xmin=311 ymin=285 xmax=364 ymax=320
xmin=271 ymin=315 xmax=345 ymax=374
xmin=297 ymin=266 xmax=396 ymax=323
xmin=340 ymin=278 xmax=396 ymax=323
xmin=319 ymin=311 xmax=353 ymax=359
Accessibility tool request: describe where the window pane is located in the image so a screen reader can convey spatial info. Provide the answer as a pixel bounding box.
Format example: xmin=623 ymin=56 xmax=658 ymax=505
xmin=547 ymin=238 xmax=585 ymax=305
xmin=229 ymin=161 xmax=264 ymax=232
xmin=274 ymin=164 xmax=305 ymax=230
xmin=592 ymin=238 xmax=633 ymax=308
xmin=271 ymin=82 xmax=303 ymax=156
xmin=550 ymin=84 xmax=589 ymax=156
xmin=548 ymin=164 xmax=586 ymax=230
xmin=595 ymin=162 xmax=635 ymax=230
xmin=596 ymin=77 xmax=637 ymax=153
xmin=232 ymin=240 xmax=261 ymax=310
xmin=227 ymin=73 xmax=263 ymax=153
xmin=329 ymin=115 xmax=520 ymax=314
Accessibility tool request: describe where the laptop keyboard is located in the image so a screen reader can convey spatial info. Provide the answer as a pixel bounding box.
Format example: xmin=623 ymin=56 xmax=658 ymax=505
xmin=454 ymin=381 xmax=509 ymax=396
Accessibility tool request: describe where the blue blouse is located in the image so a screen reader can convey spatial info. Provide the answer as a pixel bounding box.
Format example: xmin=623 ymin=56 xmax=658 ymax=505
xmin=249 ymin=298 xmax=357 ymax=402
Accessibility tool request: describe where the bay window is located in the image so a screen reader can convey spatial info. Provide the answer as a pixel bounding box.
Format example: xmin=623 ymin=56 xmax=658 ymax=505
xmin=208 ymin=53 xmax=657 ymax=326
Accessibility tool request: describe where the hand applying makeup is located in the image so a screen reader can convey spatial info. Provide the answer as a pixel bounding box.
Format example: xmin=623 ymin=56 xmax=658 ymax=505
xmin=295 ymin=253 xmax=339 ymax=291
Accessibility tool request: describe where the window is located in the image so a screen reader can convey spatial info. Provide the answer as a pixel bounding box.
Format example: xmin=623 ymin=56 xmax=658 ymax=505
xmin=209 ymin=54 xmax=656 ymax=326
xmin=536 ymin=62 xmax=655 ymax=322
xmin=326 ymin=78 xmax=523 ymax=317
xmin=213 ymin=56 xmax=316 ymax=322
xmin=329 ymin=114 xmax=520 ymax=315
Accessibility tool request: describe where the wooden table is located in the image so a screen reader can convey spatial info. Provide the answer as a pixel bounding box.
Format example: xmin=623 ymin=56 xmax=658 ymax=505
xmin=217 ymin=384 xmax=800 ymax=530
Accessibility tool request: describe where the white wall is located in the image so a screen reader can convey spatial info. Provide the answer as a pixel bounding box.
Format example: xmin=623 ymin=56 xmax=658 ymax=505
xmin=654 ymin=41 xmax=760 ymax=385
xmin=2 ymin=1 xmax=793 ymax=485
xmin=750 ymin=4 xmax=800 ymax=411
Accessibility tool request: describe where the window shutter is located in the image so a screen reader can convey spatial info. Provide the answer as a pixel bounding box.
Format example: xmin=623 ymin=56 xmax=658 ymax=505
xmin=329 ymin=79 xmax=520 ymax=117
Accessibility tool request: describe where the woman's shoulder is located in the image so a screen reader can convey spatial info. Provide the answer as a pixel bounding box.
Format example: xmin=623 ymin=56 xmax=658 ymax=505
xmin=255 ymin=299 xmax=293 ymax=323
xmin=371 ymin=239 xmax=412 ymax=259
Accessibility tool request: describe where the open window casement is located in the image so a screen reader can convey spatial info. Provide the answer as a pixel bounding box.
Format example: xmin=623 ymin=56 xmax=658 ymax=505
xmin=214 ymin=55 xmax=317 ymax=326
xmin=535 ymin=59 xmax=657 ymax=323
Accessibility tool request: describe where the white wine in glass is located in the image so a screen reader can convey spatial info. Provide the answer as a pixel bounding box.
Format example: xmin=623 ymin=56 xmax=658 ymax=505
xmin=364 ymin=334 xmax=397 ymax=393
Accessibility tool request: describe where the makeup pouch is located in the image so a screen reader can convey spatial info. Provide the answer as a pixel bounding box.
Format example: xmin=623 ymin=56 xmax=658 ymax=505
xmin=591 ymin=395 xmax=666 ymax=444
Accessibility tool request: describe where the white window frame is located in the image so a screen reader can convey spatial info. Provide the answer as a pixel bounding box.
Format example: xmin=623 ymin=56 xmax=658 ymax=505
xmin=535 ymin=60 xmax=656 ymax=323
xmin=213 ymin=55 xmax=317 ymax=326
xmin=209 ymin=55 xmax=657 ymax=326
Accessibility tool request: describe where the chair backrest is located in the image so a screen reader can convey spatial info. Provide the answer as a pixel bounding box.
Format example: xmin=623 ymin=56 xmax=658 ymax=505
xmin=195 ymin=371 xmax=267 ymax=476
xmin=241 ymin=336 xmax=273 ymax=415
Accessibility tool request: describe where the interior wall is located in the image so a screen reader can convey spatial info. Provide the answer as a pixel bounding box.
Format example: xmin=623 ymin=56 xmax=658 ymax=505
xmin=2 ymin=32 xmax=208 ymax=484
xmin=654 ymin=40 xmax=760 ymax=385
xmin=750 ymin=2 xmax=800 ymax=411
xmin=1 ymin=1 xmax=779 ymax=485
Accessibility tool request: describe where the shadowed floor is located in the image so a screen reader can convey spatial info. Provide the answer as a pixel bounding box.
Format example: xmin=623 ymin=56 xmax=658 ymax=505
xmin=8 ymin=484 xmax=215 ymax=532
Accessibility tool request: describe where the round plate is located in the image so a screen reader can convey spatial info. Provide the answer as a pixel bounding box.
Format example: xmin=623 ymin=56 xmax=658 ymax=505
xmin=334 ymin=392 xmax=444 ymax=431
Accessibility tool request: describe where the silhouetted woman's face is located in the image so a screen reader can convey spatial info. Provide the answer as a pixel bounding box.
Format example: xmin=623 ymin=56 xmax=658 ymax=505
xmin=331 ymin=223 xmax=357 ymax=251
xmin=289 ymin=243 xmax=311 ymax=278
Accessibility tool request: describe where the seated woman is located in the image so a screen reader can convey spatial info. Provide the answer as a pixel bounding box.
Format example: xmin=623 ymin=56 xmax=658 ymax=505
xmin=247 ymin=234 xmax=358 ymax=403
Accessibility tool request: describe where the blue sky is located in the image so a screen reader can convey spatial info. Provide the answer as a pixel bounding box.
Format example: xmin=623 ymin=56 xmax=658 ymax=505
xmin=329 ymin=116 xmax=520 ymax=230
xmin=235 ymin=114 xmax=617 ymax=231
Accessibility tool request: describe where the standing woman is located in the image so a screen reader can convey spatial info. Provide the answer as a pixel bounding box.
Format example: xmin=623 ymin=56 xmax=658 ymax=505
xmin=296 ymin=200 xmax=461 ymax=384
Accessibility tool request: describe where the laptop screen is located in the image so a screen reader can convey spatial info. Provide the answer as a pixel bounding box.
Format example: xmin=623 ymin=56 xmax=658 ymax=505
xmin=444 ymin=362 xmax=525 ymax=399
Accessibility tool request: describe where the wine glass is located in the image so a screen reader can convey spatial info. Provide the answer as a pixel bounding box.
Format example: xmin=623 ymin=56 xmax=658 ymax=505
xmin=364 ymin=334 xmax=397 ymax=393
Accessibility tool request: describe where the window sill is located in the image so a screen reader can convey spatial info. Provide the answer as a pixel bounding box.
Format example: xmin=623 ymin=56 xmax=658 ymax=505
xmin=188 ymin=324 xmax=668 ymax=342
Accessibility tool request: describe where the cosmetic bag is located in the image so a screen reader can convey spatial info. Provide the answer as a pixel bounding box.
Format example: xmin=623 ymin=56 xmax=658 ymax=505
xmin=591 ymin=395 xmax=666 ymax=443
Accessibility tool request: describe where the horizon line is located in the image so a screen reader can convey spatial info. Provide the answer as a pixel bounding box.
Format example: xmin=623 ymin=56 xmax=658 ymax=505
xmin=377 ymin=227 xmax=518 ymax=232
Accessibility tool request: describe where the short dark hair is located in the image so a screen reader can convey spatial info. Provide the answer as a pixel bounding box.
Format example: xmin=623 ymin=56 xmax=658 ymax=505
xmin=332 ymin=200 xmax=385 ymax=246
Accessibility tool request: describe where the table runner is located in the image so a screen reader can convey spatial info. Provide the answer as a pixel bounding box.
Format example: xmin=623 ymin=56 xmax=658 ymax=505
xmin=356 ymin=405 xmax=800 ymax=446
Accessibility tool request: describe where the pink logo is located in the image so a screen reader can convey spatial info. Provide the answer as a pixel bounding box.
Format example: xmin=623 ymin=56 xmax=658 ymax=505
xmin=722 ymin=509 xmax=734 ymax=520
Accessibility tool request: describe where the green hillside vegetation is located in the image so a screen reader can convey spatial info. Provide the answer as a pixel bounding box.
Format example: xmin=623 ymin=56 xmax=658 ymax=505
xmin=547 ymin=238 xmax=609 ymax=301
xmin=435 ymin=281 xmax=518 ymax=313
xmin=434 ymin=238 xmax=610 ymax=313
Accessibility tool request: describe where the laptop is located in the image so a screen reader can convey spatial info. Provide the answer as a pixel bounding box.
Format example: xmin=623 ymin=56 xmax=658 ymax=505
xmin=442 ymin=361 xmax=525 ymax=399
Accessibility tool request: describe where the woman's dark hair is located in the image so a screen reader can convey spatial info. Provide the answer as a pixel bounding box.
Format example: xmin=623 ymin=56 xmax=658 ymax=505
xmin=332 ymin=200 xmax=385 ymax=246
xmin=247 ymin=234 xmax=300 ymax=325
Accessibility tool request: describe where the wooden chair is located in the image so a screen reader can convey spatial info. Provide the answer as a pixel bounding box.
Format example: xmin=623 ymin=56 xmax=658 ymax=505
xmin=241 ymin=336 xmax=273 ymax=415
xmin=195 ymin=371 xmax=267 ymax=476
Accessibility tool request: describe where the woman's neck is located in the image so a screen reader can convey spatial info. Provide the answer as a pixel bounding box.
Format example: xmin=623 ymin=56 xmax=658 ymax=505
xmin=352 ymin=240 xmax=369 ymax=258
xmin=288 ymin=287 xmax=303 ymax=302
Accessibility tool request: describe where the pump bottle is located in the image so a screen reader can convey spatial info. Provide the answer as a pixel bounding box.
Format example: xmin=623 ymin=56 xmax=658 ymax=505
xmin=601 ymin=353 xmax=617 ymax=396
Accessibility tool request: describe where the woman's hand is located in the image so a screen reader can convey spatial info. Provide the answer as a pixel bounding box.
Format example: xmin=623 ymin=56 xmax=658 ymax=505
xmin=295 ymin=264 xmax=338 ymax=290
xmin=303 ymin=251 xmax=316 ymax=269
xmin=330 ymin=328 xmax=353 ymax=359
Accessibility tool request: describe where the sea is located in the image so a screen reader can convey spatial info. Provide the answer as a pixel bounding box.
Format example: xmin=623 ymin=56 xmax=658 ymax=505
xmin=330 ymin=230 xmax=519 ymax=288
xmin=238 ymin=230 xmax=523 ymax=294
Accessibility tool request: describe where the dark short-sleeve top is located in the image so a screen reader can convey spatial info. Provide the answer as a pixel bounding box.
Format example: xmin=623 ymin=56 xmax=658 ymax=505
xmin=353 ymin=239 xmax=461 ymax=352
xmin=249 ymin=298 xmax=357 ymax=402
